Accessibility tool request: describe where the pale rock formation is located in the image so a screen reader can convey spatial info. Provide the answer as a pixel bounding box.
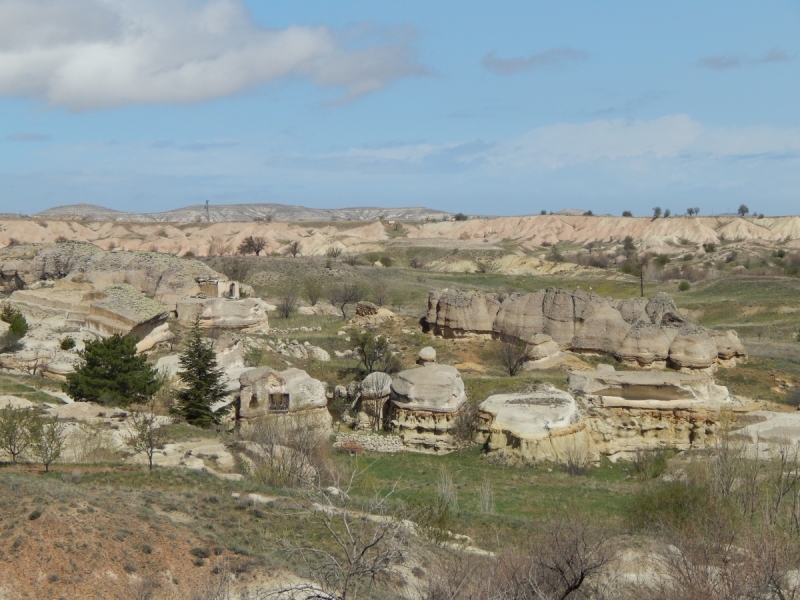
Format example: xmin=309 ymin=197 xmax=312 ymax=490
xmin=0 ymin=241 xmax=223 ymax=304
xmin=238 ymin=367 xmax=332 ymax=432
xmin=569 ymin=365 xmax=739 ymax=459
xmin=476 ymin=385 xmax=597 ymax=465
xmin=426 ymin=287 xmax=746 ymax=370
xmin=351 ymin=301 xmax=398 ymax=326
xmin=388 ymin=364 xmax=467 ymax=453
xmin=176 ymin=297 xmax=269 ymax=329
xmin=355 ymin=372 xmax=392 ymax=431
xmin=417 ymin=346 xmax=436 ymax=364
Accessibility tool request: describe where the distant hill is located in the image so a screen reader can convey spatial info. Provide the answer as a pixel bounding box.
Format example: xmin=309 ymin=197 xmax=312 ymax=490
xmin=35 ymin=203 xmax=455 ymax=223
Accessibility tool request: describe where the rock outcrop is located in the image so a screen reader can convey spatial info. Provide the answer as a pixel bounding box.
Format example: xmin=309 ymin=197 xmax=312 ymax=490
xmin=569 ymin=365 xmax=740 ymax=459
xmin=355 ymin=372 xmax=393 ymax=431
xmin=476 ymin=385 xmax=597 ymax=465
xmin=388 ymin=364 xmax=467 ymax=452
xmin=176 ymin=297 xmax=269 ymax=330
xmin=426 ymin=288 xmax=746 ymax=370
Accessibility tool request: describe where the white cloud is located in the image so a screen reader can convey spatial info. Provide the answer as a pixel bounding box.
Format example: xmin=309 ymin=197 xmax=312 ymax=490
xmin=0 ymin=0 xmax=424 ymax=110
xmin=283 ymin=115 xmax=800 ymax=174
xmin=481 ymin=47 xmax=588 ymax=75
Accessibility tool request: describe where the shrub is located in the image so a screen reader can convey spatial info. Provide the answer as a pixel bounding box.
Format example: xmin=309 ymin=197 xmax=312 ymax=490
xmin=454 ymin=213 xmax=468 ymax=221
xmin=498 ymin=340 xmax=528 ymax=376
xmin=628 ymin=481 xmax=716 ymax=532
xmin=654 ymin=254 xmax=671 ymax=267
xmin=678 ymin=281 xmax=690 ymax=291
xmin=563 ymin=444 xmax=592 ymax=476
xmin=190 ymin=547 xmax=212 ymax=559
xmin=703 ymin=242 xmax=717 ymax=253
xmin=622 ymin=210 xmax=633 ymax=217
xmin=64 ymin=334 xmax=160 ymax=406
xmin=540 ymin=209 xmax=547 ymax=215
xmin=1 ymin=303 xmax=28 ymax=339
xmin=243 ymin=346 xmax=263 ymax=367
xmin=303 ymin=279 xmax=324 ymax=306
xmin=631 ymin=447 xmax=675 ymax=480
xmin=59 ymin=336 xmax=76 ymax=350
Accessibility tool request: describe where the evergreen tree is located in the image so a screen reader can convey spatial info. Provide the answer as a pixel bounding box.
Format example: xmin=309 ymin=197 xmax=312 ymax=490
xmin=173 ymin=318 xmax=230 ymax=427
xmin=64 ymin=334 xmax=160 ymax=406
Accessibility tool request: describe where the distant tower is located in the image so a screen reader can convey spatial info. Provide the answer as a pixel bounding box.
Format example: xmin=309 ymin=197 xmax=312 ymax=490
xmin=205 ymin=200 xmax=210 ymax=222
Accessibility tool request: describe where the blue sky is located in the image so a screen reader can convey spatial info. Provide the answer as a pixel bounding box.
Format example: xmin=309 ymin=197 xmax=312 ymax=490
xmin=1 ymin=0 xmax=799 ymax=216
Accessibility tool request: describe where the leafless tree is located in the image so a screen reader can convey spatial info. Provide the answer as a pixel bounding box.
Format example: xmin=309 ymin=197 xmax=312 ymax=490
xmin=326 ymin=246 xmax=343 ymax=260
xmin=126 ymin=401 xmax=167 ymax=471
xmin=499 ymin=340 xmax=528 ymax=376
xmin=328 ymin=283 xmax=366 ymax=319
xmin=372 ymin=287 xmax=389 ymax=307
xmin=278 ymin=285 xmax=300 ymax=319
xmin=30 ymin=417 xmax=66 ymax=472
xmin=238 ymin=235 xmax=267 ymax=256
xmin=285 ymin=240 xmax=302 ymax=257
xmin=304 ymin=279 xmax=325 ymax=306
xmin=217 ymin=258 xmax=253 ymax=284
xmin=0 ymin=405 xmax=35 ymax=463
xmin=343 ymin=253 xmax=360 ymax=267
xmin=262 ymin=471 xmax=409 ymax=600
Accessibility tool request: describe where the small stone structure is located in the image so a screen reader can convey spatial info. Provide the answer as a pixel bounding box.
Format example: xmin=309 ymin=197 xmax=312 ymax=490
xmin=355 ymin=372 xmax=392 ymax=431
xmin=196 ymin=277 xmax=239 ymax=299
xmin=334 ymin=433 xmax=405 ymax=453
xmin=388 ymin=364 xmax=467 ymax=452
xmin=569 ymin=365 xmax=739 ymax=460
xmin=476 ymin=384 xmax=597 ymax=464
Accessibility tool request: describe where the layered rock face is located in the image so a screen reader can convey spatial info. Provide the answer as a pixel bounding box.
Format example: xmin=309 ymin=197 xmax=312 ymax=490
xmin=426 ymin=288 xmax=746 ymax=370
xmin=476 ymin=385 xmax=597 ymax=464
xmin=388 ymin=364 xmax=467 ymax=452
xmin=569 ymin=365 xmax=739 ymax=459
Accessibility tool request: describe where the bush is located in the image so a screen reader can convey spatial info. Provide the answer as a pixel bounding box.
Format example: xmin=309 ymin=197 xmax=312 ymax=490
xmin=678 ymin=281 xmax=690 ymax=291
xmin=190 ymin=547 xmax=211 ymax=559
xmin=631 ymin=447 xmax=675 ymax=480
xmin=628 ymin=481 xmax=716 ymax=532
xmin=1 ymin=303 xmax=28 ymax=339
xmin=64 ymin=334 xmax=160 ymax=406
xmin=60 ymin=336 xmax=76 ymax=350
xmin=622 ymin=210 xmax=633 ymax=217
xmin=703 ymin=242 xmax=717 ymax=253
xmin=454 ymin=213 xmax=468 ymax=221
xmin=243 ymin=346 xmax=263 ymax=368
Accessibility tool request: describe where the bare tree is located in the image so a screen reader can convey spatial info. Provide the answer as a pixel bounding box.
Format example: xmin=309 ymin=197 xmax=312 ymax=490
xmin=372 ymin=287 xmax=389 ymax=307
xmin=278 ymin=285 xmax=300 ymax=319
xmin=285 ymin=240 xmax=301 ymax=257
xmin=126 ymin=401 xmax=167 ymax=471
xmin=30 ymin=417 xmax=66 ymax=472
xmin=326 ymin=246 xmax=343 ymax=261
xmin=265 ymin=472 xmax=409 ymax=600
xmin=328 ymin=283 xmax=365 ymax=319
xmin=217 ymin=258 xmax=253 ymax=284
xmin=343 ymin=253 xmax=360 ymax=267
xmin=304 ymin=279 xmax=324 ymax=306
xmin=238 ymin=236 xmax=267 ymax=256
xmin=499 ymin=340 xmax=528 ymax=376
xmin=0 ymin=405 xmax=35 ymax=463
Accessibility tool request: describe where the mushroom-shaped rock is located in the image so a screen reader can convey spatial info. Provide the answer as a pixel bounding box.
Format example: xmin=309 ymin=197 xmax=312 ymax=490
xmin=418 ymin=346 xmax=437 ymax=364
xmin=616 ymin=323 xmax=672 ymax=366
xmin=477 ymin=385 xmax=596 ymax=463
xmin=668 ymin=325 xmax=719 ymax=369
xmin=390 ymin=365 xmax=466 ymax=413
xmin=360 ymin=372 xmax=392 ymax=399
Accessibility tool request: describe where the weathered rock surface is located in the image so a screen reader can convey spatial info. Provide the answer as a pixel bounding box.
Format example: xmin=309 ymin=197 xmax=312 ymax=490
xmin=0 ymin=241 xmax=223 ymax=304
xmin=354 ymin=372 xmax=392 ymax=431
xmin=389 ymin=364 xmax=466 ymax=413
xmin=569 ymin=365 xmax=740 ymax=459
xmin=417 ymin=346 xmax=437 ymax=364
xmin=176 ymin=297 xmax=269 ymax=329
xmin=238 ymin=367 xmax=331 ymax=434
xmin=476 ymin=385 xmax=597 ymax=464
xmin=426 ymin=288 xmax=746 ymax=370
xmin=387 ymin=365 xmax=467 ymax=452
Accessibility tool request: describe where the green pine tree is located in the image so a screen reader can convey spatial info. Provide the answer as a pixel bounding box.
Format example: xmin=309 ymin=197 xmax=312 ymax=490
xmin=173 ymin=318 xmax=230 ymax=427
xmin=63 ymin=334 xmax=160 ymax=406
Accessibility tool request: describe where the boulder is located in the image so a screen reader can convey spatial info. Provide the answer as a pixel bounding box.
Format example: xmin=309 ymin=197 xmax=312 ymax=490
xmin=356 ymin=372 xmax=393 ymax=431
xmin=525 ymin=333 xmax=560 ymax=360
xmin=390 ymin=365 xmax=466 ymax=413
xmin=417 ymin=346 xmax=436 ymax=364
xmin=426 ymin=289 xmax=501 ymax=336
xmin=476 ymin=385 xmax=597 ymax=464
xmin=360 ymin=372 xmax=392 ymax=399
xmin=668 ymin=325 xmax=719 ymax=370
xmin=176 ymin=297 xmax=269 ymax=329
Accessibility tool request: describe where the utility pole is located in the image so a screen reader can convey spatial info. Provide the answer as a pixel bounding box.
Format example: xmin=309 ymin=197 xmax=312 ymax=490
xmin=205 ymin=200 xmax=210 ymax=223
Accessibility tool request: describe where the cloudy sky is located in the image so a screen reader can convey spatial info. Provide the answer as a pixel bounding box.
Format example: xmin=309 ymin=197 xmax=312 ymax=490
xmin=1 ymin=0 xmax=799 ymax=216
